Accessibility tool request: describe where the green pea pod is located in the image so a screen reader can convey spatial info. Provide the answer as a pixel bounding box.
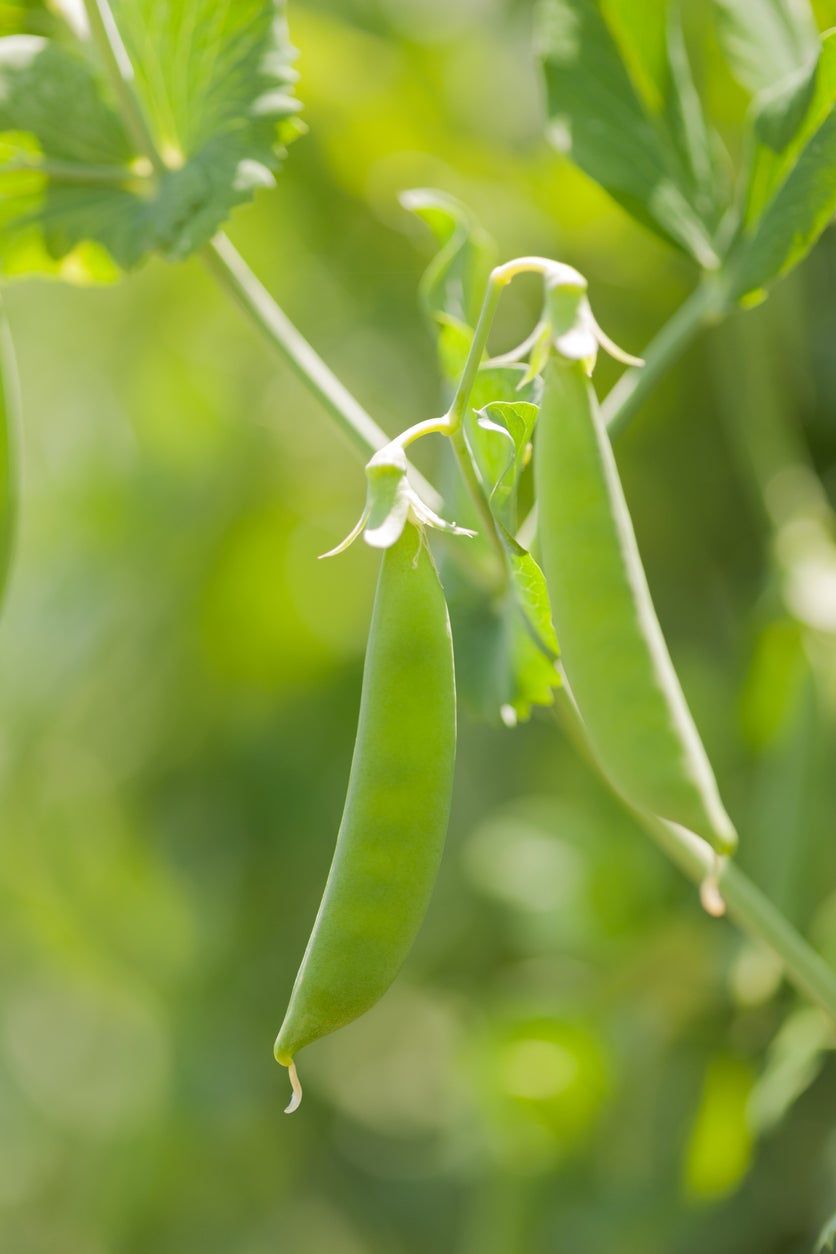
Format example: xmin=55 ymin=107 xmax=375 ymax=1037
xmin=275 ymin=523 xmax=456 ymax=1107
xmin=0 ymin=304 xmax=19 ymax=612
xmin=535 ymin=359 xmax=737 ymax=856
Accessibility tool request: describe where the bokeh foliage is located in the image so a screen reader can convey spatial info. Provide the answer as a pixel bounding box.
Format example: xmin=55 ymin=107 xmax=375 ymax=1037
xmin=1 ymin=0 xmax=835 ymax=1251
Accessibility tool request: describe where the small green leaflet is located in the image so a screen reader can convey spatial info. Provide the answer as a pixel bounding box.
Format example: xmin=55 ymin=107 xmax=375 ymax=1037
xmin=0 ymin=300 xmax=19 ymax=610
xmin=713 ymin=0 xmax=819 ymax=96
xmin=447 ymin=578 xmax=559 ymax=726
xmin=464 ymin=364 xmax=539 ymax=532
xmin=0 ymin=0 xmax=301 ymax=279
xmin=472 ymin=400 xmax=537 ymax=533
xmin=499 ymin=528 xmax=559 ymax=662
xmin=728 ymin=29 xmax=835 ymax=301
xmin=401 ymin=187 xmax=496 ymax=376
xmin=535 ymin=0 xmax=726 ymax=268
xmin=462 ymin=366 xmax=559 ymax=714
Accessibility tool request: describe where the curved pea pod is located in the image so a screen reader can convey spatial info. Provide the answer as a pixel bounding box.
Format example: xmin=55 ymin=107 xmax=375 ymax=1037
xmin=0 ymin=306 xmax=19 ymax=612
xmin=275 ymin=523 xmax=456 ymax=1105
xmin=535 ymin=358 xmax=737 ymax=856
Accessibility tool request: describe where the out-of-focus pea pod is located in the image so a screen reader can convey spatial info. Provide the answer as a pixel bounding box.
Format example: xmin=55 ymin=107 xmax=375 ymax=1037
xmin=275 ymin=523 xmax=457 ymax=1110
xmin=0 ymin=302 xmax=19 ymax=612
xmin=535 ymin=356 xmax=738 ymax=856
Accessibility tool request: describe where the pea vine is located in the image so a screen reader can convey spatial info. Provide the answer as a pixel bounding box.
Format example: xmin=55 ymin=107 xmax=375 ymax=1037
xmin=1 ymin=0 xmax=835 ymax=1104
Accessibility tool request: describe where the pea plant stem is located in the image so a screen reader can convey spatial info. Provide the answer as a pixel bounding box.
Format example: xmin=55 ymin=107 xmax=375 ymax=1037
xmin=0 ymin=158 xmax=137 ymax=186
xmin=447 ymin=277 xmax=504 ymax=434
xmin=602 ymin=279 xmax=725 ymax=438
xmin=202 ymin=236 xmax=441 ymax=508
xmin=554 ymin=686 xmax=836 ymax=1024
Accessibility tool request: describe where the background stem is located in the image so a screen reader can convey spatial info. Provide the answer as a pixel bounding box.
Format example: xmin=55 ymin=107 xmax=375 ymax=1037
xmin=204 ymin=237 xmax=442 ymax=509
xmin=603 ymin=280 xmax=724 ymax=438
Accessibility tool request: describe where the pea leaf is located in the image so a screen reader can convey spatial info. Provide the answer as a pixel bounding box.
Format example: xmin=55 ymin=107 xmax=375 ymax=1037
xmin=0 ymin=0 xmax=301 ymax=280
xmin=743 ymin=30 xmax=835 ymax=227
xmin=401 ymin=187 xmax=496 ymax=377
xmin=464 ymin=365 xmax=540 ymax=528
xmin=535 ymin=0 xmax=725 ymax=268
xmin=713 ymin=0 xmax=819 ymax=96
xmin=727 ymin=30 xmax=836 ymax=301
xmin=448 ymin=579 xmax=559 ymax=726
xmin=0 ymin=303 xmax=19 ymax=610
xmin=470 ymin=400 xmax=537 ymax=532
xmin=498 ymin=528 xmax=559 ymax=661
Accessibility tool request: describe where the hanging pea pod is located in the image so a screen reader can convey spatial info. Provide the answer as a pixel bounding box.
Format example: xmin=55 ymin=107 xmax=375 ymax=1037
xmin=275 ymin=523 xmax=457 ymax=1109
xmin=535 ymin=357 xmax=737 ymax=856
xmin=0 ymin=303 xmax=19 ymax=612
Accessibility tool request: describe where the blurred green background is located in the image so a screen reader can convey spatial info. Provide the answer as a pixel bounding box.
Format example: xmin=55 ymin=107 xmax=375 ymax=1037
xmin=2 ymin=1 xmax=836 ymax=1250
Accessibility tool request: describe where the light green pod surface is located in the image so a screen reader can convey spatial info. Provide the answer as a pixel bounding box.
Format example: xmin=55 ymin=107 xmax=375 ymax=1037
xmin=535 ymin=359 xmax=737 ymax=855
xmin=0 ymin=308 xmax=19 ymax=611
xmin=275 ymin=524 xmax=456 ymax=1065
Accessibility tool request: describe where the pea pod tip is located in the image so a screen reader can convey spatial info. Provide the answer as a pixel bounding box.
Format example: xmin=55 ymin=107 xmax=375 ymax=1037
xmin=280 ymin=1058 xmax=303 ymax=1114
xmin=700 ymin=854 xmax=727 ymax=919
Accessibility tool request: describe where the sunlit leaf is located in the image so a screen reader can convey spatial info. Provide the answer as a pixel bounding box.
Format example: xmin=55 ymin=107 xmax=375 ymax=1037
xmin=727 ymin=31 xmax=836 ymax=301
xmin=471 ymin=400 xmax=537 ymax=531
xmin=743 ymin=30 xmax=836 ymax=227
xmin=499 ymin=528 xmax=559 ymax=661
xmin=0 ymin=301 xmax=18 ymax=609
xmin=0 ymin=0 xmax=301 ymax=279
xmin=401 ymin=187 xmax=496 ymax=376
xmin=535 ymin=0 xmax=725 ymax=267
xmin=713 ymin=0 xmax=819 ymax=96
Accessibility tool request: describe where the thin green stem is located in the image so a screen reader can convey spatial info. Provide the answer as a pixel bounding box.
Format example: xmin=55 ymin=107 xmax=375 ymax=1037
xmin=447 ymin=277 xmax=504 ymax=434
xmin=450 ymin=427 xmax=508 ymax=577
xmin=602 ymin=279 xmax=725 ymax=439
xmin=553 ymin=686 xmax=836 ymax=1024
xmin=81 ymin=0 xmax=165 ymax=175
xmin=392 ymin=415 xmax=451 ymax=452
xmin=203 ymin=235 xmax=442 ymax=509
xmin=0 ymin=158 xmax=140 ymax=186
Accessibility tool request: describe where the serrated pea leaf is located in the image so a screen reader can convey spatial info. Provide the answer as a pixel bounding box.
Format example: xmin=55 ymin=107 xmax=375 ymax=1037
xmin=728 ymin=30 xmax=836 ymax=300
xmin=713 ymin=0 xmax=819 ymax=96
xmin=470 ymin=400 xmax=537 ymax=532
xmin=401 ymin=187 xmax=496 ymax=376
xmin=536 ymin=0 xmax=725 ymax=267
xmin=0 ymin=304 xmax=19 ymax=610
xmin=499 ymin=527 xmax=559 ymax=660
xmin=0 ymin=0 xmax=300 ymax=280
xmin=464 ymin=365 xmax=539 ymax=526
